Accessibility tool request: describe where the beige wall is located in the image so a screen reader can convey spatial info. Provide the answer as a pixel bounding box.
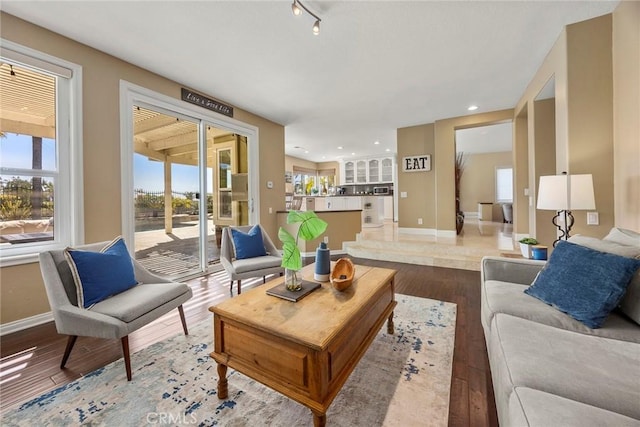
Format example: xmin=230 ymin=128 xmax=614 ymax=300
xmin=396 ymin=124 xmax=436 ymax=229
xmin=459 ymin=151 xmax=512 ymax=220
xmin=514 ymin=13 xmax=621 ymax=243
xmin=0 ymin=12 xmax=285 ymax=324
xmin=613 ymin=1 xmax=640 ymax=231
xmin=397 ymin=111 xmax=513 ymax=233
xmin=532 ymin=98 xmax=557 ymax=248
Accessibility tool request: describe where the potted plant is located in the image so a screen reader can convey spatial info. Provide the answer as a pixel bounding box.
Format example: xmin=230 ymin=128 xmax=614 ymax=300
xmin=279 ymin=210 xmax=327 ymax=291
xmin=518 ymin=237 xmax=539 ymax=259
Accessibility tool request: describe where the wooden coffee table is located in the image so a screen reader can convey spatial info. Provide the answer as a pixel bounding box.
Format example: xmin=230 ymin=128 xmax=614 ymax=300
xmin=209 ymin=262 xmax=396 ymax=427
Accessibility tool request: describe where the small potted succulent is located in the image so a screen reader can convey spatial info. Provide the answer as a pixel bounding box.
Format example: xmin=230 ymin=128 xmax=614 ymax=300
xmin=518 ymin=237 xmax=539 ymax=259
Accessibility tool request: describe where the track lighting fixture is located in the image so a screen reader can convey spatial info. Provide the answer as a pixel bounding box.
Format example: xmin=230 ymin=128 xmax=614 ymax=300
xmin=291 ymin=0 xmax=322 ymax=35
xmin=291 ymin=1 xmax=301 ymax=16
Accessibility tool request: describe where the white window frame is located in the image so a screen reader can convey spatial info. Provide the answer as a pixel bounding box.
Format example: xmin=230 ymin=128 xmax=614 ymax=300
xmin=495 ymin=166 xmax=513 ymax=203
xmin=0 ymin=40 xmax=83 ymax=267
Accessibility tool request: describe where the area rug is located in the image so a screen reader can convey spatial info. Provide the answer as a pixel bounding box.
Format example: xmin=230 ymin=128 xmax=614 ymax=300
xmin=2 ymin=295 xmax=457 ymax=426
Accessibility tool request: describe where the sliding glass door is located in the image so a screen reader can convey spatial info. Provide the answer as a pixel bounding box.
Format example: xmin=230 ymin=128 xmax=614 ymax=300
xmin=130 ymin=105 xmax=250 ymax=279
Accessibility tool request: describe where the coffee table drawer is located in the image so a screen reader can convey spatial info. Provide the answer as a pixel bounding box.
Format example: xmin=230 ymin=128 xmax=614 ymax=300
xmin=219 ymin=320 xmax=310 ymax=389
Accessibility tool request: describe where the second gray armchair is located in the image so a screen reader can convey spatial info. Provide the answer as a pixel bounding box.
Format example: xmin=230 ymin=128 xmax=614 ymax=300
xmin=219 ymin=224 xmax=283 ymax=295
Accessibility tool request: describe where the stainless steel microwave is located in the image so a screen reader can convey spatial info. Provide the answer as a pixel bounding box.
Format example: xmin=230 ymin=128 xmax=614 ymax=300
xmin=373 ymin=187 xmax=389 ymax=195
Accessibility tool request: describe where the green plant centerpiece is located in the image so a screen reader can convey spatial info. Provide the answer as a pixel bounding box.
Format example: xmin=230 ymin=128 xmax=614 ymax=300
xmin=279 ymin=210 xmax=327 ymax=291
xmin=518 ymin=237 xmax=539 ymax=259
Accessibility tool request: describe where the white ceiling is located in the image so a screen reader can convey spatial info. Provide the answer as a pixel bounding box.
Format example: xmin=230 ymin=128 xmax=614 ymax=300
xmin=1 ymin=1 xmax=618 ymax=163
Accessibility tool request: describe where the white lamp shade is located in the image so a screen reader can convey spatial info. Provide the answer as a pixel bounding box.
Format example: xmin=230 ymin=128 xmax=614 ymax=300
xmin=537 ymin=174 xmax=595 ymax=211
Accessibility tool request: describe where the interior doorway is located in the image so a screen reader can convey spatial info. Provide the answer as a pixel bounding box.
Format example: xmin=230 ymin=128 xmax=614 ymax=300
xmin=454 ymin=122 xmax=513 ymax=245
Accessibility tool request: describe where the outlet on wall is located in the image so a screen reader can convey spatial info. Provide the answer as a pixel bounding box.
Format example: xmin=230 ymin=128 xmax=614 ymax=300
xmin=418 ymin=218 xmax=423 ymax=225
xmin=323 ymin=236 xmax=329 ymax=244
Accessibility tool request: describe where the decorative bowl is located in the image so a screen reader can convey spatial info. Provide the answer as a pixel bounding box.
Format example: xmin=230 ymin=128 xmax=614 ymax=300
xmin=331 ymin=258 xmax=355 ymax=291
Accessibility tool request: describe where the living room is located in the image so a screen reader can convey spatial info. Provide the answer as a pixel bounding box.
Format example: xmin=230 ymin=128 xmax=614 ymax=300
xmin=1 ymin=1 xmax=639 ymax=425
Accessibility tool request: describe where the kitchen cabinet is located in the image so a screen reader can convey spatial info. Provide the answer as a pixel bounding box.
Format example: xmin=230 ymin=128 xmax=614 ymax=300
xmin=361 ymin=196 xmax=384 ymax=228
xmin=381 ymin=158 xmax=394 ymax=182
xmin=368 ymin=159 xmax=380 ymax=183
xmin=340 ymin=156 xmax=395 ymax=184
xmin=356 ymin=160 xmax=367 ymax=183
xmin=322 ymin=196 xmax=362 ymax=211
xmin=383 ymin=196 xmax=393 ymax=220
xmin=343 ymin=161 xmax=355 ymax=184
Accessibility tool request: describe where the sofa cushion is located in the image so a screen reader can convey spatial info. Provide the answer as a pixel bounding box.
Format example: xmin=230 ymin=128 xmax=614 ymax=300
xmin=508 ymin=387 xmax=640 ymax=427
xmin=231 ymin=225 xmax=267 ymax=260
xmin=90 ymin=282 xmax=190 ymax=323
xmin=64 ymin=237 xmax=138 ymax=308
xmin=489 ymin=314 xmax=640 ymax=420
xmin=568 ymin=234 xmax=640 ymax=326
xmin=524 ymin=241 xmax=640 ymax=328
xmin=604 ymin=227 xmax=640 ymax=247
xmin=482 ymin=280 xmax=640 ymax=343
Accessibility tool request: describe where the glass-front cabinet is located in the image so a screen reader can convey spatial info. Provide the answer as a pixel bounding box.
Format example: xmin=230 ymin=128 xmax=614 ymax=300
xmin=340 ymin=156 xmax=395 ymax=184
xmin=368 ymin=159 xmax=380 ymax=183
xmin=381 ymin=158 xmax=393 ymax=182
xmin=343 ymin=161 xmax=355 ymax=184
xmin=356 ymin=160 xmax=367 ymax=183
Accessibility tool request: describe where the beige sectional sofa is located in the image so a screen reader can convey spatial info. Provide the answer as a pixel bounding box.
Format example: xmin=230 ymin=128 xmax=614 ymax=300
xmin=481 ymin=228 xmax=640 ymax=426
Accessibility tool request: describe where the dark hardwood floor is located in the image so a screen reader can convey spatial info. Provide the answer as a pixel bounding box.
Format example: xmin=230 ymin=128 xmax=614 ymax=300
xmin=0 ymin=257 xmax=498 ymax=426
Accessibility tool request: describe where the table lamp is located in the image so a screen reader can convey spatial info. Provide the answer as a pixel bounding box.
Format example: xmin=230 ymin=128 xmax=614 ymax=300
xmin=537 ymin=173 xmax=595 ymax=247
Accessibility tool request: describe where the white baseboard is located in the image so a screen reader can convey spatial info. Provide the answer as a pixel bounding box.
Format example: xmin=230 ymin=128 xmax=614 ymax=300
xmin=398 ymin=227 xmax=437 ymax=236
xmin=397 ymin=228 xmax=457 ymax=239
xmin=464 ymin=212 xmax=479 ymax=218
xmin=1 ymin=311 xmax=53 ymax=336
xmin=436 ymin=229 xmax=457 ymax=238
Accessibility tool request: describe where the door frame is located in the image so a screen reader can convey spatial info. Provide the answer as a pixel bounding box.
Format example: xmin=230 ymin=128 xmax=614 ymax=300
xmin=119 ymin=81 xmax=259 ymax=272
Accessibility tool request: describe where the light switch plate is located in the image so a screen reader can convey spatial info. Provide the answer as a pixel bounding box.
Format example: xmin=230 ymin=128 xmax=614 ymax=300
xmin=400 ymin=191 xmax=407 ymax=198
xmin=587 ymin=211 xmax=599 ymax=225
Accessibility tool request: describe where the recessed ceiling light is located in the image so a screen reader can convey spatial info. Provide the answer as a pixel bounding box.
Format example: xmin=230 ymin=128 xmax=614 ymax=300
xmin=467 ymin=105 xmax=479 ymax=111
xmin=385 ymin=148 xmax=391 ymax=152
xmin=374 ymin=140 xmax=380 ymax=145
xmin=305 ymin=150 xmax=309 ymax=153
xmin=351 ymin=152 xmax=356 ymax=156
xmin=337 ymin=146 xmax=343 ymax=150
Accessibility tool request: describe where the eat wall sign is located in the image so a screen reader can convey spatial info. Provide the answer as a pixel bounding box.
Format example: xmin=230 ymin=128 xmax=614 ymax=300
xmin=402 ymin=155 xmax=432 ymax=172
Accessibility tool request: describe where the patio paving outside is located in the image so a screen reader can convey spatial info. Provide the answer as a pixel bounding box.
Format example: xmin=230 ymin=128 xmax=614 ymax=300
xmin=134 ymin=219 xmax=221 ymax=278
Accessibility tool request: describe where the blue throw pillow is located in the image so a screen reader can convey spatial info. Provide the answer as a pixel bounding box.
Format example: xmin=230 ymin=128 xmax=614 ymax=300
xmin=231 ymin=225 xmax=267 ymax=260
xmin=525 ymin=240 xmax=640 ymax=328
xmin=64 ymin=237 xmax=138 ymax=308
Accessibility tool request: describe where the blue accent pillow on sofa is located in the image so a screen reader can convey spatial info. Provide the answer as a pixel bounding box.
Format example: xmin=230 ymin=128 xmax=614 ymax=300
xmin=64 ymin=237 xmax=138 ymax=308
xmin=231 ymin=225 xmax=267 ymax=260
xmin=525 ymin=240 xmax=640 ymax=328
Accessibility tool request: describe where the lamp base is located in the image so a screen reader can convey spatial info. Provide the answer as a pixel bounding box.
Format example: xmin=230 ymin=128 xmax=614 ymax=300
xmin=551 ymin=210 xmax=575 ymax=247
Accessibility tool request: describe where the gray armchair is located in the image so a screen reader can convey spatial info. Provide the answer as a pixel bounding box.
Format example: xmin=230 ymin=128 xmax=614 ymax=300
xmin=220 ymin=225 xmax=283 ymax=295
xmin=38 ymin=240 xmax=193 ymax=381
